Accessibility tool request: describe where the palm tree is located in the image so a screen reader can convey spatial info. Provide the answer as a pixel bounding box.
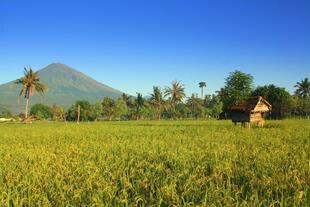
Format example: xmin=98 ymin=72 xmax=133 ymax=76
xmin=52 ymin=104 xmax=67 ymax=121
xmin=122 ymin=93 xmax=129 ymax=105
xmin=295 ymin=78 xmax=310 ymax=98
xmin=199 ymin=82 xmax=206 ymax=99
xmin=187 ymin=93 xmax=203 ymax=119
xmin=164 ymin=81 xmax=186 ymax=107
xmin=135 ymin=93 xmax=144 ymax=120
xmin=15 ymin=67 xmax=47 ymax=119
xmin=150 ymin=86 xmax=164 ymax=120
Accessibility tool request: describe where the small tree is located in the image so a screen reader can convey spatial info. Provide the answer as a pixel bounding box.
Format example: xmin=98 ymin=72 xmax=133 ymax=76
xmin=114 ymin=98 xmax=127 ymax=120
xmin=89 ymin=102 xmax=102 ymax=121
xmin=252 ymin=84 xmax=291 ymax=119
xmin=102 ymin=97 xmax=115 ymax=121
xmin=218 ymin=70 xmax=253 ymax=112
xmin=52 ymin=105 xmax=66 ymax=121
xmin=0 ymin=109 xmax=13 ymax=118
xmin=150 ymin=86 xmax=165 ymax=120
xmin=134 ymin=93 xmax=145 ymax=120
xmin=295 ymin=78 xmax=310 ymax=98
xmin=209 ymin=95 xmax=223 ymax=118
xmin=30 ymin=104 xmax=52 ymax=120
xmin=291 ymin=96 xmax=310 ymax=118
xmin=187 ymin=94 xmax=204 ymax=119
xmin=142 ymin=104 xmax=156 ymax=120
xmin=164 ymin=81 xmax=186 ymax=119
xmin=67 ymin=100 xmax=93 ymax=121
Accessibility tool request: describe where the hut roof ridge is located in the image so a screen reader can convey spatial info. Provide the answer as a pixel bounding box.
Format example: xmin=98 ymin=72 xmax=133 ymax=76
xmin=231 ymin=96 xmax=271 ymax=112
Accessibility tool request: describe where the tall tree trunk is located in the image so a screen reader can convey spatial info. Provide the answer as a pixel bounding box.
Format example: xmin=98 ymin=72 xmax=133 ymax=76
xmin=157 ymin=107 xmax=161 ymax=120
xmin=136 ymin=107 xmax=140 ymax=120
xmin=77 ymin=105 xmax=81 ymax=123
xmin=201 ymin=87 xmax=203 ymax=99
xmin=25 ymin=97 xmax=29 ymax=119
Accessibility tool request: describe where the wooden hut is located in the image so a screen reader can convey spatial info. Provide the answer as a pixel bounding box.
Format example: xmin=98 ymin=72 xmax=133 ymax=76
xmin=231 ymin=96 xmax=272 ymax=127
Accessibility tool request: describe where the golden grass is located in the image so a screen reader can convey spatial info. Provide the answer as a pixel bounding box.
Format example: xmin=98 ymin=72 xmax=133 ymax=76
xmin=0 ymin=119 xmax=309 ymax=206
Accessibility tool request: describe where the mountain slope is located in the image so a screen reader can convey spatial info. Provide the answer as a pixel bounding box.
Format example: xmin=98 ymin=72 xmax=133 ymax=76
xmin=0 ymin=63 xmax=123 ymax=113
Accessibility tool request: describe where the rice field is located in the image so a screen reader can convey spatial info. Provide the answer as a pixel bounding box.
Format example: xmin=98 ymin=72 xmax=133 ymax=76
xmin=0 ymin=120 xmax=309 ymax=206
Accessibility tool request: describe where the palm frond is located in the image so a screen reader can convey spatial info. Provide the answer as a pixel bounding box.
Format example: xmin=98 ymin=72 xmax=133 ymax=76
xmin=15 ymin=66 xmax=47 ymax=98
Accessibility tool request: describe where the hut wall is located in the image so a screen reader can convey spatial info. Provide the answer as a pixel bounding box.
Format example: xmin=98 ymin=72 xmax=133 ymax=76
xmin=250 ymin=112 xmax=263 ymax=123
xmin=231 ymin=111 xmax=250 ymax=122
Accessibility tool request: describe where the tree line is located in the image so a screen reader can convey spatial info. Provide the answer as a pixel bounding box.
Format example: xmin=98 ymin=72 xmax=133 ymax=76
xmin=218 ymin=71 xmax=310 ymax=119
xmin=1 ymin=67 xmax=309 ymax=121
xmin=28 ymin=83 xmax=223 ymax=121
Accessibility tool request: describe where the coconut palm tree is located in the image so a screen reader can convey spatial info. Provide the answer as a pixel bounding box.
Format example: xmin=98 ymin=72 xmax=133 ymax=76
xmin=164 ymin=81 xmax=186 ymax=108
xmin=135 ymin=93 xmax=145 ymax=120
xmin=52 ymin=104 xmax=67 ymax=121
xmin=150 ymin=86 xmax=164 ymax=120
xmin=187 ymin=93 xmax=204 ymax=119
xmin=15 ymin=67 xmax=47 ymax=119
xmin=295 ymin=78 xmax=310 ymax=98
xmin=122 ymin=93 xmax=129 ymax=105
xmin=199 ymin=82 xmax=206 ymax=99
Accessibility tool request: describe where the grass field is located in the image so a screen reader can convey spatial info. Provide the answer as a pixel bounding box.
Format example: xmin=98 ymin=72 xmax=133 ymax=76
xmin=0 ymin=120 xmax=309 ymax=206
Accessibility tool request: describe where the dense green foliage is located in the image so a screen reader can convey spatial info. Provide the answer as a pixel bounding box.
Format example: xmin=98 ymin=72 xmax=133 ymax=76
xmin=114 ymin=98 xmax=128 ymax=120
xmin=67 ymin=100 xmax=99 ymax=122
xmin=150 ymin=86 xmax=164 ymax=120
xmin=63 ymin=80 xmax=223 ymax=121
xmin=51 ymin=105 xmax=67 ymax=121
xmin=291 ymin=96 xmax=310 ymax=117
xmin=102 ymin=97 xmax=115 ymax=121
xmin=295 ymin=78 xmax=310 ymax=98
xmin=0 ymin=120 xmax=309 ymax=206
xmin=2 ymin=65 xmax=309 ymax=120
xmin=218 ymin=70 xmax=254 ymax=111
xmin=30 ymin=104 xmax=53 ymax=119
xmin=0 ymin=109 xmax=12 ymax=118
xmin=252 ymin=85 xmax=292 ymax=119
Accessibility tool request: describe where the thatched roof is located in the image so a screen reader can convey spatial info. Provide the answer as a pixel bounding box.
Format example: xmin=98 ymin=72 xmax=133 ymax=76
xmin=231 ymin=96 xmax=272 ymax=113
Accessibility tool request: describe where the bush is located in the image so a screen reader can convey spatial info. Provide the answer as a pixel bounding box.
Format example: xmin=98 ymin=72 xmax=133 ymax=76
xmin=0 ymin=109 xmax=13 ymax=118
xmin=30 ymin=104 xmax=53 ymax=119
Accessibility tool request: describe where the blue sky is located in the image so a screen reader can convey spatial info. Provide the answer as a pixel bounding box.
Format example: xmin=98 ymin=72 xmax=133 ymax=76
xmin=0 ymin=0 xmax=309 ymax=96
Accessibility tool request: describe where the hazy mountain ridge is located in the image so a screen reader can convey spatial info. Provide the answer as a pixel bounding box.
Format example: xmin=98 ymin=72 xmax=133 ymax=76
xmin=0 ymin=63 xmax=123 ymax=113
